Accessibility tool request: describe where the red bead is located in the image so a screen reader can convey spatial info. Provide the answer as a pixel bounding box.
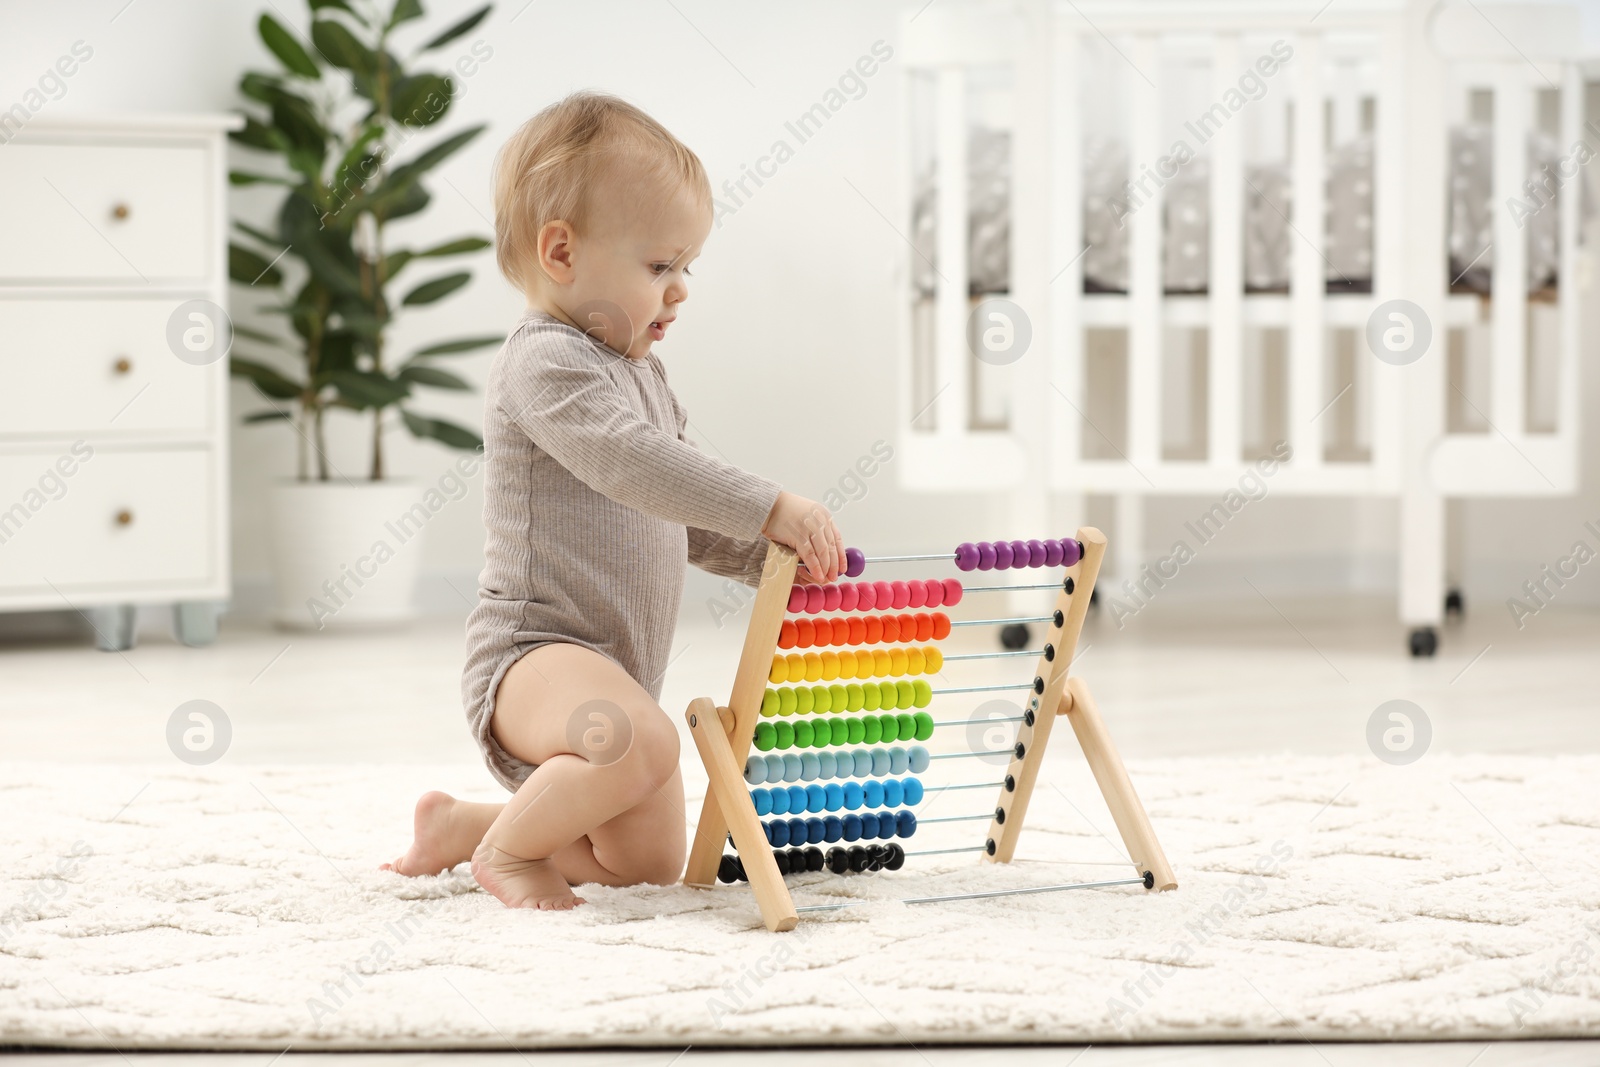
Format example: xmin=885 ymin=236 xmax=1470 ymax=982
xmin=898 ymin=613 xmax=916 ymax=641
xmin=856 ymin=582 xmax=876 ymax=611
xmin=915 ymin=614 xmax=933 ymax=642
xmin=907 ymin=580 xmax=927 ymax=608
xmin=881 ymin=615 xmax=900 ymax=643
xmin=779 ymin=621 xmax=798 ymax=649
xmin=873 ymin=581 xmax=893 ymax=608
xmin=932 ymin=612 xmax=951 ymax=639
xmin=823 ymin=584 xmax=842 ymax=612
xmin=922 ymin=579 xmax=944 ymax=608
xmin=942 ymin=578 xmax=963 ymax=605
xmin=796 ymin=618 xmax=815 ymax=648
xmin=890 ymin=581 xmax=910 ymax=610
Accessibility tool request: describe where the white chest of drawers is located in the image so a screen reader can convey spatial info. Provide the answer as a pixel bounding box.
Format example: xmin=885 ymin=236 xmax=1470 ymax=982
xmin=0 ymin=114 xmax=240 ymax=650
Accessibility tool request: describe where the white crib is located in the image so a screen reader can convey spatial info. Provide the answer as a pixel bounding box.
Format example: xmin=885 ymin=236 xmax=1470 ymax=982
xmin=894 ymin=0 xmax=1590 ymax=654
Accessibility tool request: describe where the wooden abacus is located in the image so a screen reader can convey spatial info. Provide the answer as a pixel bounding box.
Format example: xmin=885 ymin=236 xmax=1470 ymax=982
xmin=682 ymin=527 xmax=1176 ymax=932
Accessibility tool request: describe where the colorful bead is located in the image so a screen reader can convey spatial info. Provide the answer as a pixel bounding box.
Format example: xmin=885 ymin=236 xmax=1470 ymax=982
xmin=839 ymin=583 xmax=859 ymax=611
xmin=907 ymin=580 xmax=927 ymax=608
xmin=904 ymin=778 xmax=924 ymax=804
xmin=845 ymin=547 xmax=865 ymax=577
xmin=955 ymin=542 xmax=979 ymax=570
xmin=994 ymin=541 xmax=1014 ymax=569
xmin=977 ymin=542 xmax=996 ymax=570
xmin=909 ymin=747 xmax=931 ymax=773
xmin=805 ymin=586 xmax=825 ymax=613
xmin=924 ymin=579 xmax=945 ymax=607
xmin=932 ymin=613 xmax=951 ymax=640
xmin=755 ymin=722 xmax=777 ymax=751
xmin=787 ymin=586 xmax=807 ymax=612
xmin=822 ymin=584 xmax=841 ymax=612
xmin=1062 ymin=537 xmax=1083 ymax=567
xmin=913 ymin=711 xmax=935 ymax=740
xmin=942 ymin=578 xmax=963 ymax=605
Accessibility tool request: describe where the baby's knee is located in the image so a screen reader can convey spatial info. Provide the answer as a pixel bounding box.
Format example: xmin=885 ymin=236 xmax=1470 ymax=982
xmin=627 ymin=709 xmax=680 ymax=786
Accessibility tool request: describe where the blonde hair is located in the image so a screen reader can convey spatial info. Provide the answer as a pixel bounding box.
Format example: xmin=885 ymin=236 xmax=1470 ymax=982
xmin=492 ymin=90 xmax=712 ymax=292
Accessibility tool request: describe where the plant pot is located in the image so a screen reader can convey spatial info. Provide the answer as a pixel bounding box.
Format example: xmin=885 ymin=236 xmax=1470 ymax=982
xmin=267 ymin=479 xmax=428 ymax=631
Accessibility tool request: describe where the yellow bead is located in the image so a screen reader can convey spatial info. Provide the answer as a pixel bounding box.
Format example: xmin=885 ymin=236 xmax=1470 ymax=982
xmin=906 ymin=647 xmax=925 ymax=674
xmin=786 ymin=653 xmax=805 ymax=683
xmin=779 ymin=687 xmax=797 ymax=716
xmin=872 ymin=649 xmax=891 ymax=677
xmin=769 ymin=657 xmax=785 ymax=684
xmin=794 ymin=687 xmax=813 ymax=714
xmin=889 ymin=648 xmax=908 ymax=676
xmin=812 ymin=686 xmax=831 ymax=714
xmin=762 ymin=689 xmax=779 ymax=716
xmin=924 ymin=646 xmax=942 ymax=673
xmin=820 ymin=650 xmax=840 ymax=681
xmin=803 ymin=652 xmax=823 ymax=682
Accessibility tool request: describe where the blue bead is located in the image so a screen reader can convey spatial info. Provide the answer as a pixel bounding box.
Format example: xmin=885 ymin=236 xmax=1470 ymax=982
xmin=752 ymin=789 xmax=771 ymax=816
xmin=823 ymin=815 xmax=843 ymax=842
xmin=880 ymin=814 xmax=897 ymax=840
xmin=852 ymin=749 xmax=873 ymax=776
xmin=769 ymin=819 xmax=787 ymax=847
xmin=842 ymin=814 xmax=862 ymax=842
xmin=843 ymin=781 xmax=864 ymax=810
xmin=787 ymin=818 xmax=807 ymax=846
xmin=806 ymin=784 xmax=826 ymax=813
xmin=745 ymin=757 xmax=766 ymax=785
xmin=824 ymin=782 xmax=844 ymax=811
xmin=801 ymin=753 xmax=821 ymax=781
xmin=863 ymin=780 xmax=884 ymax=808
xmin=768 ymin=788 xmax=788 ymax=816
xmin=818 ymin=752 xmax=837 ymax=780
xmin=909 ymin=746 xmax=930 ymax=773
xmin=806 ymin=818 xmax=826 ymax=844
xmin=889 ymin=748 xmax=909 ymax=774
xmin=765 ymin=755 xmax=784 ymax=782
xmin=904 ymin=777 xmax=924 ymax=805
xmin=787 ymin=786 xmax=807 ymax=813
xmin=871 ymin=749 xmax=891 ymax=777
xmin=860 ymin=813 xmax=879 ymax=839
xmin=883 ymin=780 xmax=903 ymax=807
xmin=897 ymin=810 xmax=917 ymax=837
xmin=782 ymin=754 xmax=803 ymax=782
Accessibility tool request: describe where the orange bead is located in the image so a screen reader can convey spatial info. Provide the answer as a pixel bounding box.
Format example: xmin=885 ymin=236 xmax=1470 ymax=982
xmin=865 ymin=617 xmax=883 ymax=643
xmin=848 ymin=617 xmax=867 ymax=645
xmin=796 ymin=618 xmax=815 ymax=648
xmin=932 ymin=612 xmax=951 ymax=640
xmin=779 ymin=620 xmax=798 ymax=649
xmin=898 ymin=613 xmax=917 ymax=641
xmin=915 ymin=614 xmax=933 ymax=642
xmin=831 ymin=617 xmax=850 ymax=646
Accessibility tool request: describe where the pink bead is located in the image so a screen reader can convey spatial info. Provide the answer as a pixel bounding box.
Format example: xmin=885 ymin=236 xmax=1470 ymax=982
xmin=873 ymin=581 xmax=893 ymax=608
xmin=1044 ymin=539 xmax=1064 ymax=567
xmin=941 ymin=577 xmax=963 ymax=605
xmin=977 ymin=542 xmax=996 ymax=570
xmin=839 ymin=583 xmax=859 ymax=611
xmin=823 ymin=584 xmax=842 ymax=611
xmin=856 ymin=581 xmax=876 ymax=611
xmin=922 ymin=579 xmax=944 ymax=608
xmin=993 ymin=541 xmax=1014 ymax=569
xmin=788 ymin=586 xmax=807 ymax=613
xmin=907 ymin=580 xmax=927 ymax=608
xmin=1027 ymin=539 xmax=1047 ymax=567
xmin=890 ymin=580 xmax=910 ymax=609
xmin=805 ymin=585 xmax=825 ymax=613
xmin=954 ymin=542 xmax=979 ymax=571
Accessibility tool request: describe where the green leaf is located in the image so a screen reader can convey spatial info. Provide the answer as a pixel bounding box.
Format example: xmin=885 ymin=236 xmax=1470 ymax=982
xmin=310 ymin=19 xmax=373 ymax=75
xmin=243 ymin=409 xmax=295 ymax=424
xmin=234 ymin=220 xmax=280 ymax=246
xmin=387 ymin=0 xmax=424 ymax=30
xmin=233 ymin=324 xmax=292 ymax=347
xmin=229 ymin=170 xmax=295 ymax=187
xmin=329 ymin=368 xmax=411 ymax=409
xmin=381 ymin=250 xmax=413 ymax=279
xmin=231 ymin=357 xmax=303 ymax=399
xmin=411 ymin=334 xmax=502 ymax=357
xmin=240 ymin=71 xmax=284 ymax=103
xmin=258 ymin=14 xmax=320 ymax=78
xmin=398 ymin=364 xmax=471 ymax=389
xmin=230 ymin=116 xmax=286 ymax=152
xmin=402 ymin=272 xmax=470 ymax=306
xmin=391 ymin=73 xmax=454 ymax=127
xmin=417 ymin=236 xmax=491 ymax=256
xmin=418 ymin=4 xmax=490 ymax=52
xmin=309 ymin=0 xmax=363 ymax=19
xmin=230 ymin=243 xmax=284 ymax=287
xmin=270 ymin=91 xmax=328 ymax=160
xmin=381 ymin=182 xmax=431 ymax=222
xmin=402 ymin=410 xmax=483 ymax=450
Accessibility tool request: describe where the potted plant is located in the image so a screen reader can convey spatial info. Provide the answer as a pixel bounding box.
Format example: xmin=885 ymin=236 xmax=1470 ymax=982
xmin=228 ymin=0 xmax=496 ymax=630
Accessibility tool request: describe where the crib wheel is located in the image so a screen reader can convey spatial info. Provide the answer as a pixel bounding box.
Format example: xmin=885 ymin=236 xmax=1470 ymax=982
xmin=999 ymin=623 xmax=1031 ymax=650
xmin=1444 ymin=588 xmax=1464 ymax=618
xmin=1407 ymin=626 xmax=1438 ymax=658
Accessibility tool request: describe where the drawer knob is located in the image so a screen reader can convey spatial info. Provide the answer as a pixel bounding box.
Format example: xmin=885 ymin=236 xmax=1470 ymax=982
xmin=114 ymin=509 xmax=134 ymax=527
xmin=113 ymin=356 xmax=132 ymax=374
xmin=111 ymin=202 xmax=131 ymax=221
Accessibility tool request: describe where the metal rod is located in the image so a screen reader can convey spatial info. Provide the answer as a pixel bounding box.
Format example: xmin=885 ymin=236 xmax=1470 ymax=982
xmin=930 ymin=748 xmax=1015 ymax=760
xmin=861 ymin=552 xmax=958 ymax=563
xmin=793 ymin=876 xmax=1148 ymax=912
xmin=960 ymin=582 xmax=1064 ymax=593
xmin=948 ymin=615 xmax=1055 ymax=627
xmin=941 ymin=648 xmax=1045 ymax=661
xmin=930 ymin=715 xmax=1024 ymax=727
xmin=905 ymin=845 xmax=988 ymax=857
xmin=917 ymin=813 xmax=995 ymax=824
xmin=931 ymin=682 xmax=1033 ymax=695
xmin=920 ymin=781 xmax=1007 ymax=792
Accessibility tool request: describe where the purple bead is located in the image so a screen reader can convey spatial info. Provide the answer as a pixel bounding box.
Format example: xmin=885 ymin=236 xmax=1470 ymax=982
xmin=845 ymin=547 xmax=865 ymax=578
xmin=1044 ymin=539 xmax=1064 ymax=567
xmin=993 ymin=541 xmax=1014 ymax=569
xmin=1061 ymin=538 xmax=1082 ymax=567
xmin=1027 ymin=539 xmax=1047 ymax=567
xmin=1009 ymin=540 xmax=1030 ymax=569
xmin=954 ymin=542 xmax=979 ymax=571
xmin=976 ymin=541 xmax=996 ymax=570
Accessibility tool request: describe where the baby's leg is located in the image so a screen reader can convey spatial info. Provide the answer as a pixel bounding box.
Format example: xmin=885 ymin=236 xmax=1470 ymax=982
xmin=471 ymin=643 xmax=686 ymax=909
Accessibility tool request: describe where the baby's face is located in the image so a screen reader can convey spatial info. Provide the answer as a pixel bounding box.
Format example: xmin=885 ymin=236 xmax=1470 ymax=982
xmin=564 ymin=171 xmax=711 ymax=361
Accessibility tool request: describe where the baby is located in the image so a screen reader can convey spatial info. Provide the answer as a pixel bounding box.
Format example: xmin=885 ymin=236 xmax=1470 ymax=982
xmin=381 ymin=90 xmax=844 ymax=910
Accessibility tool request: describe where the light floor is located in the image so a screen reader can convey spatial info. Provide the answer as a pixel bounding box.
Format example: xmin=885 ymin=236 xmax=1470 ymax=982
xmin=2 ymin=595 xmax=1597 ymax=1063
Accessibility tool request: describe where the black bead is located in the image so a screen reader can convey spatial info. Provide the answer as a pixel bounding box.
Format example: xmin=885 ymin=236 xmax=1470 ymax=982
xmin=772 ymin=849 xmax=791 ymax=875
xmin=826 ymin=846 xmax=850 ymax=874
xmin=985 ymin=838 xmax=996 ymax=856
xmin=1064 ymin=577 xmax=1075 ymax=594
xmin=1005 ymin=774 xmax=1016 ymax=791
xmin=1014 ymin=741 xmax=1026 ymax=759
xmin=885 ymin=843 xmax=906 ymax=870
xmin=1024 ymin=709 xmax=1035 ymax=726
xmin=805 ymin=846 xmax=825 ymax=872
xmin=1053 ymin=609 xmax=1064 ymax=627
xmin=1043 ymin=642 xmax=1055 ymax=661
xmin=717 ymin=854 xmax=739 ymax=884
xmin=848 ymin=845 xmax=869 ymax=872
xmin=786 ymin=846 xmax=806 ymax=873
xmin=865 ymin=844 xmax=887 ymax=871
xmin=994 ymin=806 xmax=1006 ymax=824
xmin=1143 ymin=870 xmax=1155 ymax=889
xmin=1032 ymin=676 xmax=1044 ymax=694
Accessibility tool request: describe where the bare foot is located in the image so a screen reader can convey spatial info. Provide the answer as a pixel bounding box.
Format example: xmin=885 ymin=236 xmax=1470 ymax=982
xmin=380 ymin=790 xmax=462 ymax=876
xmin=471 ymin=839 xmax=586 ymax=910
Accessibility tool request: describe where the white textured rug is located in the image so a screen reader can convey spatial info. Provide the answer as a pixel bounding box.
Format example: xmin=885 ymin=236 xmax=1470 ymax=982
xmin=2 ymin=754 xmax=1597 ymax=1049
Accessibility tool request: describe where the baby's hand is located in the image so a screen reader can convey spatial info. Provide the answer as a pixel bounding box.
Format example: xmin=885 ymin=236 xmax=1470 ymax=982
xmin=762 ymin=491 xmax=844 ymax=585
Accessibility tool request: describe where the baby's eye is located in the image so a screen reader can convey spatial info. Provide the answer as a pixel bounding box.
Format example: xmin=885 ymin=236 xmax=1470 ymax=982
xmin=652 ymin=263 xmax=694 ymax=276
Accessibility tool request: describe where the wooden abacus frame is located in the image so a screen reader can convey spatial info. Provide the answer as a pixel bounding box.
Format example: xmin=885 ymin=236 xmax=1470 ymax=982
xmin=683 ymin=527 xmax=1176 ymax=932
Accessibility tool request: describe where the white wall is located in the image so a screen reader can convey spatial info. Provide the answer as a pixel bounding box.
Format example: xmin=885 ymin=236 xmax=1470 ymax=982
xmin=4 ymin=0 xmax=1599 ymax=630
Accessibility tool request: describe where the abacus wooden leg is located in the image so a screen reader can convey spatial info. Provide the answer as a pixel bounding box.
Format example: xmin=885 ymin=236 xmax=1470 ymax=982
xmin=685 ymin=697 xmax=799 ymax=932
xmin=1059 ymin=675 xmax=1177 ymax=891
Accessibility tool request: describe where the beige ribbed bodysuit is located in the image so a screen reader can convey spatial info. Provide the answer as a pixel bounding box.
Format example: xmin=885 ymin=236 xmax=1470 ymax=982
xmin=460 ymin=307 xmax=783 ymax=792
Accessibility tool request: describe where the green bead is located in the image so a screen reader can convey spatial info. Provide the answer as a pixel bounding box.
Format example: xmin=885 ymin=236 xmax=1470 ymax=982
xmin=793 ymin=720 xmax=814 ymax=748
xmin=914 ymin=711 xmax=935 ymax=741
xmin=847 ymin=717 xmax=866 ymax=744
xmin=862 ymin=716 xmax=882 ymax=744
xmin=846 ymin=683 xmax=865 ymax=712
xmin=762 ymin=689 xmax=779 ymax=717
xmin=778 ymin=687 xmax=797 ymax=716
xmin=896 ymin=712 xmax=916 ymax=741
xmin=912 ymin=679 xmax=933 ymax=708
xmin=815 ymin=719 xmax=835 ymax=747
xmin=795 ymin=687 xmax=813 ymax=715
xmin=863 ymin=683 xmax=881 ymax=712
xmin=895 ymin=681 xmax=914 ymax=710
xmin=754 ymin=722 xmax=777 ymax=751
xmin=829 ymin=684 xmax=848 ymax=713
xmin=878 ymin=713 xmax=898 ymax=743
xmin=811 ymin=686 xmax=830 ymax=714
xmin=775 ymin=721 xmax=795 ymax=750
